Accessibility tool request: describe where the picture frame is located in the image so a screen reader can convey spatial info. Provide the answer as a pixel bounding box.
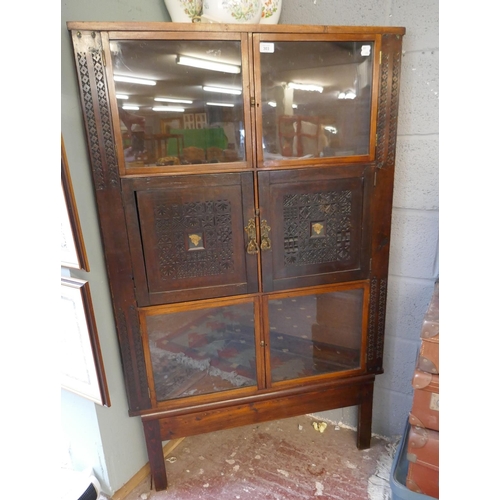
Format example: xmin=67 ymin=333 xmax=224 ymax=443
xmin=61 ymin=277 xmax=111 ymax=406
xmin=61 ymin=136 xmax=90 ymax=271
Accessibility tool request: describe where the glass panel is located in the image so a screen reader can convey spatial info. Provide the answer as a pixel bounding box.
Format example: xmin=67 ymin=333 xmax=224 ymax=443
xmin=268 ymin=288 xmax=364 ymax=383
xmin=146 ymin=302 xmax=256 ymax=401
xmin=260 ymin=41 xmax=374 ymax=161
xmin=109 ymin=39 xmax=246 ymax=168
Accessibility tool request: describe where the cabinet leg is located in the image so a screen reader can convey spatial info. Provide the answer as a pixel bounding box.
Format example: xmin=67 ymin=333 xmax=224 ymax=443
xmin=356 ymin=381 xmax=374 ymax=450
xmin=142 ymin=419 xmax=168 ymax=491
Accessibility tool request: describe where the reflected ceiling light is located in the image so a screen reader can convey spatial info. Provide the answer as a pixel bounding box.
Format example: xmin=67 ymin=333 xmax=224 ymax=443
xmin=206 ymin=102 xmax=234 ymax=107
xmin=114 ymin=75 xmax=157 ymax=86
xmin=154 ymin=97 xmax=193 ymax=104
xmin=177 ymin=55 xmax=241 ymax=74
xmin=268 ymin=101 xmax=297 ymax=109
xmin=288 ymin=82 xmax=323 ymax=93
xmin=338 ymin=91 xmax=356 ymax=100
xmin=325 ymin=126 xmax=338 ymax=133
xmin=116 ymin=94 xmax=129 ymax=100
xmin=122 ymin=105 xmax=139 ymax=110
xmin=203 ymin=86 xmax=242 ymax=95
xmin=152 ymin=106 xmax=185 ymax=112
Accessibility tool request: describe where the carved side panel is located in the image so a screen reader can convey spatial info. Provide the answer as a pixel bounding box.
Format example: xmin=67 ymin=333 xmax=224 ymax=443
xmin=70 ymin=30 xmax=151 ymax=411
xmin=367 ymin=33 xmax=404 ymax=373
xmin=376 ymin=34 xmax=403 ymax=170
xmin=366 ymin=277 xmax=388 ymax=372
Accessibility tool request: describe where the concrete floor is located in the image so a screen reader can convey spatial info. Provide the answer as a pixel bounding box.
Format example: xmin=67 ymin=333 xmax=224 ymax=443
xmin=107 ymin=414 xmax=397 ymax=500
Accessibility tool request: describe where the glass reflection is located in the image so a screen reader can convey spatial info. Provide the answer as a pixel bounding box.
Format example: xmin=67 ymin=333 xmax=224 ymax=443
xmin=146 ymin=302 xmax=257 ymax=401
xmin=260 ymin=41 xmax=374 ymax=160
xmin=110 ymin=39 xmax=246 ymax=168
xmin=268 ymin=289 xmax=363 ymax=383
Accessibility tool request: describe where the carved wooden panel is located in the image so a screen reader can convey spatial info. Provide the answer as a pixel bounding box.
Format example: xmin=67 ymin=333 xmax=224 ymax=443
xmin=150 ymin=197 xmax=235 ymax=281
xmin=282 ymin=189 xmax=355 ymax=268
xmin=122 ymin=173 xmax=258 ymax=306
xmin=259 ymin=166 xmax=373 ymax=292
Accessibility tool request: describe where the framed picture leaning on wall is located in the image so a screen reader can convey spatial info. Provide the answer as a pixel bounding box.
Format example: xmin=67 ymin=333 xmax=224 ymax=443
xmin=61 ymin=277 xmax=110 ymax=406
xmin=61 ymin=136 xmax=89 ymax=271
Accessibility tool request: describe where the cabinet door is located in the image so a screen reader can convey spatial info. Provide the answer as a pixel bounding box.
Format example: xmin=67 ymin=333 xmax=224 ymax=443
xmin=258 ymin=166 xmax=373 ymax=292
xmin=122 ymin=173 xmax=258 ymax=305
xmin=140 ymin=296 xmax=263 ymax=404
xmin=254 ymin=35 xmax=377 ymax=167
xmin=263 ymin=283 xmax=368 ymax=387
xmin=107 ymin=35 xmax=252 ymax=175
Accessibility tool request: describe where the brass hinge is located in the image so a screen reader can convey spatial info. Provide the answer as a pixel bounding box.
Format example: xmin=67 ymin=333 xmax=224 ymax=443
xmin=369 ymin=258 xmax=372 ymax=271
xmin=255 ymin=208 xmax=260 ymax=217
xmin=101 ymin=50 xmax=106 ymax=67
xmin=379 ymin=51 xmax=382 ymax=64
xmin=374 ymin=171 xmax=377 ymax=187
xmin=250 ymin=97 xmax=256 ymax=107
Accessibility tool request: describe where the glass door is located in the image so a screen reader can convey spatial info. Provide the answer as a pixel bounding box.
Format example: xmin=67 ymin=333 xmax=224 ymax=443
xmin=106 ymin=34 xmax=253 ymax=175
xmin=263 ymin=284 xmax=368 ymax=386
xmin=140 ymin=296 xmax=263 ymax=404
xmin=254 ymin=34 xmax=377 ymax=166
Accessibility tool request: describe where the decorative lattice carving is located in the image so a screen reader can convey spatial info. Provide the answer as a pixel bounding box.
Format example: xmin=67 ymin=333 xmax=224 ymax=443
xmin=367 ymin=277 xmax=378 ymax=362
xmin=91 ymin=51 xmax=119 ymax=188
xmin=376 ymin=52 xmax=389 ymax=169
xmin=76 ymin=45 xmax=119 ymax=190
xmin=376 ymin=278 xmax=388 ymax=360
xmin=377 ymin=35 xmax=403 ymax=169
xmin=154 ymin=199 xmax=235 ymax=280
xmin=387 ymin=51 xmax=401 ymax=167
xmin=77 ymin=51 xmax=106 ymax=190
xmin=283 ymin=190 xmax=353 ymax=267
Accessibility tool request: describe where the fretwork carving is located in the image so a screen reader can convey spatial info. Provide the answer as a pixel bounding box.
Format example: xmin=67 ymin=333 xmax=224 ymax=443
xmin=76 ymin=36 xmax=119 ymax=190
xmin=367 ymin=277 xmax=378 ymax=362
xmin=91 ymin=51 xmax=119 ymax=188
xmin=377 ymin=35 xmax=403 ymax=169
xmin=154 ymin=199 xmax=235 ymax=280
xmin=77 ymin=51 xmax=106 ymax=190
xmin=376 ymin=279 xmax=388 ymax=360
xmin=283 ymin=190 xmax=353 ymax=267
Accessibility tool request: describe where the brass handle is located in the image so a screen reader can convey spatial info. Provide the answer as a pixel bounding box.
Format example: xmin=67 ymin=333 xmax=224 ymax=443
xmin=260 ymin=219 xmax=271 ymax=251
xmin=244 ymin=218 xmax=259 ymax=255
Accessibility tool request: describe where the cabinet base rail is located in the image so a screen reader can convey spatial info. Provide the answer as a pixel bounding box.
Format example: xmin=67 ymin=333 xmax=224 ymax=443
xmin=142 ymin=375 xmax=375 ymax=491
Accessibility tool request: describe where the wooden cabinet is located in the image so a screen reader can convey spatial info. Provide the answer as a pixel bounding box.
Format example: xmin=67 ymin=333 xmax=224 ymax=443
xmin=67 ymin=21 xmax=405 ymax=491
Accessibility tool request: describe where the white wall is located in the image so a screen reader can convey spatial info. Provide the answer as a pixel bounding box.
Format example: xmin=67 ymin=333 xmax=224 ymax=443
xmin=60 ymin=0 xmax=439 ymax=493
xmin=280 ymin=0 xmax=439 ymax=438
xmin=61 ymin=1 xmax=170 ymax=495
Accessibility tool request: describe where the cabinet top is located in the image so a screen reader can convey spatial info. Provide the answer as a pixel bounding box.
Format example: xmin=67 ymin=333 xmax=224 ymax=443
xmin=66 ymin=21 xmax=405 ymax=36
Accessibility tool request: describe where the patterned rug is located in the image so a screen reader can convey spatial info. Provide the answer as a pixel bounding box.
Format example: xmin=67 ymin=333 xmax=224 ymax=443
xmin=147 ymin=297 xmax=360 ymax=402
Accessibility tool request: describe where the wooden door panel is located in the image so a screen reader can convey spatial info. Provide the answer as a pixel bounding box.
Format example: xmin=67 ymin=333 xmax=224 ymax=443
xmin=123 ymin=173 xmax=258 ymax=305
xmin=258 ymin=166 xmax=373 ymax=291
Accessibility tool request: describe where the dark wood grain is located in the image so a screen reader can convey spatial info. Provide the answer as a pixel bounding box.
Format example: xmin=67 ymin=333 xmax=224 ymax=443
xmin=68 ymin=23 xmax=404 ymax=490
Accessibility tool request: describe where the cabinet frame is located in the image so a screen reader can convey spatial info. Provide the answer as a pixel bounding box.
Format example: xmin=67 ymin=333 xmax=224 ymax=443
xmin=68 ymin=22 xmax=404 ymax=491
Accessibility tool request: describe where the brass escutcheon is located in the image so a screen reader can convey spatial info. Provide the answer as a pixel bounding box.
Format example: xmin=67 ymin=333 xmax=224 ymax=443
xmin=244 ymin=218 xmax=259 ymax=255
xmin=260 ymin=220 xmax=271 ymax=251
